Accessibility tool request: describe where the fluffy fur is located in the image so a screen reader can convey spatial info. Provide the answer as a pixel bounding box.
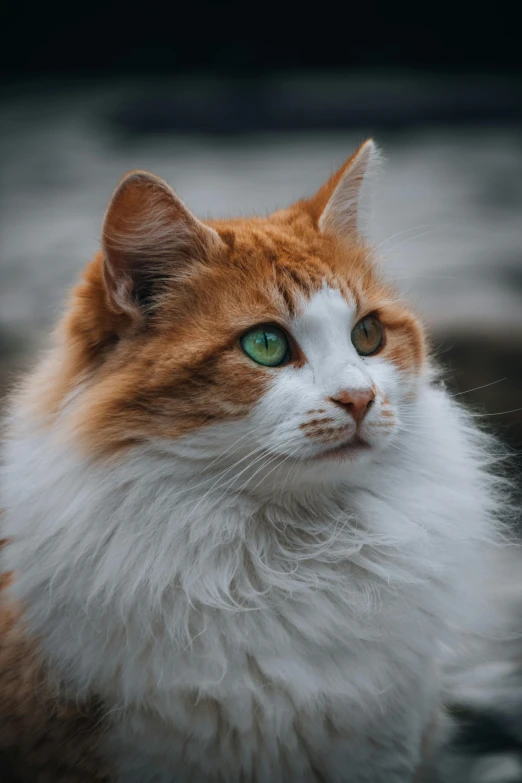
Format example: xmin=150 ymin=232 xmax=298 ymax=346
xmin=0 ymin=140 xmax=508 ymax=782
xmin=0 ymin=546 xmax=111 ymax=782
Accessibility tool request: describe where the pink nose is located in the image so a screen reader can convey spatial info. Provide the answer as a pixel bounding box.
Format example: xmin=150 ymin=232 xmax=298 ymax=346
xmin=330 ymin=388 xmax=375 ymax=423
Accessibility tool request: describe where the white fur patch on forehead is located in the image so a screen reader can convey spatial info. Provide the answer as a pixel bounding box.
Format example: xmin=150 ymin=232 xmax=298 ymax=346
xmin=292 ymin=284 xmax=357 ymax=345
xmin=290 ymin=283 xmax=369 ymax=389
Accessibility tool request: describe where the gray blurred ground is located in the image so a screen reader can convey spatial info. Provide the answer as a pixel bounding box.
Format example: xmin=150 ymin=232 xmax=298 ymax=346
xmin=1 ymin=83 xmax=522 ymax=781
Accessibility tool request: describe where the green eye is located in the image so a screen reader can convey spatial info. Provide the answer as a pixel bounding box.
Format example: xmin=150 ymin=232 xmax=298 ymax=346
xmin=351 ymin=315 xmax=384 ymax=356
xmin=240 ymin=325 xmax=290 ymax=367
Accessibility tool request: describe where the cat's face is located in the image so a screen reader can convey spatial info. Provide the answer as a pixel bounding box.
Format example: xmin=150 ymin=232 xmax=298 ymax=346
xmin=240 ymin=284 xmax=420 ymax=468
xmin=53 ymin=140 xmax=425 ymax=488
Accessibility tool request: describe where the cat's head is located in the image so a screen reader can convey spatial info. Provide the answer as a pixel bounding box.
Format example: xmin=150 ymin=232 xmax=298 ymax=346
xmin=53 ymin=140 xmax=426 ymax=489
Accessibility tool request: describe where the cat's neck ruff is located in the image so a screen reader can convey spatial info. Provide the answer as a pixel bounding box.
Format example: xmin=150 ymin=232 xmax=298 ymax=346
xmin=1 ymin=376 xmax=500 ymax=713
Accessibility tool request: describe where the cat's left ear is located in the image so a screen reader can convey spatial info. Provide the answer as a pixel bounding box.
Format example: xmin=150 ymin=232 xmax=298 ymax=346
xmin=101 ymin=170 xmax=224 ymax=320
xmin=307 ymin=139 xmax=381 ymax=241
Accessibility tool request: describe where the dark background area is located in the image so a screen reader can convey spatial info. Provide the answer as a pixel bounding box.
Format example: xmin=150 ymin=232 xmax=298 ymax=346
xmin=2 ymin=3 xmax=522 ymax=133
xmin=2 ymin=2 xmax=522 ymax=79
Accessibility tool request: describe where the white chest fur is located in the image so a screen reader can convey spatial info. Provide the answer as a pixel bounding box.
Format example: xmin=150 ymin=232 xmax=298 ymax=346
xmin=106 ymin=666 xmax=435 ymax=783
xmin=0 ymin=384 xmax=502 ymax=781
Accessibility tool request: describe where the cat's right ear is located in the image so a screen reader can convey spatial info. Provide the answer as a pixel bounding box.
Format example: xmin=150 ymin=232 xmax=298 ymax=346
xmin=302 ymin=139 xmax=381 ymax=242
xmin=102 ymin=171 xmax=224 ymax=320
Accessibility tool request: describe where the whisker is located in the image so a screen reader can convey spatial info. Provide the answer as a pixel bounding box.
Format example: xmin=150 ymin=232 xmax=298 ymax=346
xmin=245 ymin=445 xmax=304 ymax=498
xmin=179 ymin=444 xmax=271 ymax=518
xmin=196 ymin=436 xmax=307 ymax=520
xmin=477 ymin=408 xmax=522 ymax=417
xmin=383 ymin=224 xmax=451 ymax=257
xmin=278 ymin=451 xmax=305 ymax=502
xmin=149 ymin=433 xmax=262 ymax=507
xmin=190 ymin=453 xmax=279 ymax=522
xmin=372 ymin=224 xmax=433 ymax=254
xmin=387 ymin=441 xmax=412 ymax=457
xmin=450 ymin=378 xmax=507 ymax=397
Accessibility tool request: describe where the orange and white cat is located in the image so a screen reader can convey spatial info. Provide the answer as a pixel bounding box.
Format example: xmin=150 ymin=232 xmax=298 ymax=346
xmin=0 ymin=140 xmax=505 ymax=782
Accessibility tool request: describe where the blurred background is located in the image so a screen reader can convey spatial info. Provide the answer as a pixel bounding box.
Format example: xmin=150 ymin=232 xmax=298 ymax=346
xmin=1 ymin=3 xmax=522 ymax=780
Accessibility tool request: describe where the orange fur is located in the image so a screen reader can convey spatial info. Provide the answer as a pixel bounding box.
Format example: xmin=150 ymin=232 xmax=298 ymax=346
xmin=0 ymin=540 xmax=111 ymax=782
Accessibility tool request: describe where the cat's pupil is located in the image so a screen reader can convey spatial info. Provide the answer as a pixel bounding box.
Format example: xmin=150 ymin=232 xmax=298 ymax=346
xmin=351 ymin=315 xmax=383 ymax=357
xmin=240 ymin=326 xmax=290 ymax=367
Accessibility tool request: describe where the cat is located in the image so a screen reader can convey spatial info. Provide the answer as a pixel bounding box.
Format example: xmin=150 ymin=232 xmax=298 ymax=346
xmin=0 ymin=139 xmax=508 ymax=782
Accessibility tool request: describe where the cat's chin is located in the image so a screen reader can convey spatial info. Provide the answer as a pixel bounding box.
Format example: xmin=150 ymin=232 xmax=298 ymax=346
xmin=306 ymin=436 xmax=371 ymax=462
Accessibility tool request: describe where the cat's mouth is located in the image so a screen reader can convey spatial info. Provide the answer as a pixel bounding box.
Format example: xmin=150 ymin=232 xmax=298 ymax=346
xmin=308 ymin=436 xmax=370 ymax=461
